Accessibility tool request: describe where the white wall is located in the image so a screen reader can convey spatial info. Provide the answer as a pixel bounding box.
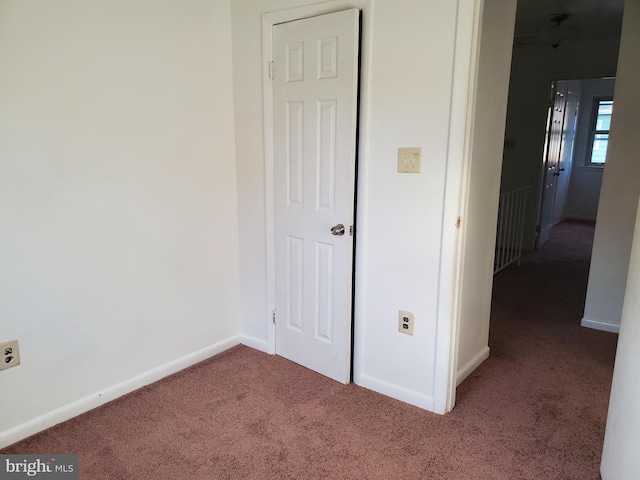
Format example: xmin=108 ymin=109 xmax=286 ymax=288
xmin=564 ymin=78 xmax=616 ymax=221
xmin=582 ymin=1 xmax=640 ymax=335
xmin=597 ymin=9 xmax=640 ymax=477
xmin=455 ymin=0 xmax=516 ymax=385
xmin=232 ymin=0 xmax=486 ymax=411
xmin=501 ymin=38 xmax=620 ymax=250
xmin=601 ymin=198 xmax=640 ymax=479
xmin=0 ymin=0 xmax=241 ymax=446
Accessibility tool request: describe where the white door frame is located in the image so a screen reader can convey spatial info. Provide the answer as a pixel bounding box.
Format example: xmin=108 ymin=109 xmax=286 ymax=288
xmin=434 ymin=0 xmax=484 ymax=413
xmin=261 ymin=1 xmax=373 ymax=369
xmin=261 ymin=0 xmax=483 ymax=414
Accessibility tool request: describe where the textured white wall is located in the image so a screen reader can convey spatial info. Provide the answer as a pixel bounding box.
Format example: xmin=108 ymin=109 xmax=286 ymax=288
xmin=353 ymin=0 xmax=458 ymax=410
xmin=583 ymin=0 xmax=640 ymax=334
xmin=0 ymin=0 xmax=241 ymax=443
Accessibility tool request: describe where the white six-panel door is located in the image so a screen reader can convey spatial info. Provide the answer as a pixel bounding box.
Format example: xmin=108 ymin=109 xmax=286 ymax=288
xmin=272 ymin=9 xmax=360 ymax=384
xmin=538 ymin=87 xmax=567 ymax=249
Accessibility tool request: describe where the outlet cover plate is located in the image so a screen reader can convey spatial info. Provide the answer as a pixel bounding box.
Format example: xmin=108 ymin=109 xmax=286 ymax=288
xmin=398 ymin=310 xmax=415 ymax=335
xmin=398 ymin=147 xmax=421 ymax=173
xmin=1 ymin=339 xmax=21 ymax=372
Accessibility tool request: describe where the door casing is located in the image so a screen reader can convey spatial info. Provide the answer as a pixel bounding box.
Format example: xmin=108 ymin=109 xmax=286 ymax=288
xmin=261 ymin=0 xmax=485 ymax=415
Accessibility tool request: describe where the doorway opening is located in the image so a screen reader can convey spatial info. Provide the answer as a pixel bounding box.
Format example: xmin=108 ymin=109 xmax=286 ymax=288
xmin=535 ymin=77 xmax=615 ymax=250
xmin=455 ymin=0 xmax=625 ymax=432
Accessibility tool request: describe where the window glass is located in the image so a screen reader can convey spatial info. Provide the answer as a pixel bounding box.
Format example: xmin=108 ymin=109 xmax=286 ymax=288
xmin=595 ymin=101 xmax=613 ymax=130
xmin=590 ymin=134 xmax=609 ymax=164
xmin=589 ymin=99 xmax=613 ymax=165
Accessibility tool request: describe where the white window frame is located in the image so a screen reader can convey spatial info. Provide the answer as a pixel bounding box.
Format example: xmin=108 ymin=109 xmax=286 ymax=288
xmin=586 ymin=97 xmax=613 ymax=167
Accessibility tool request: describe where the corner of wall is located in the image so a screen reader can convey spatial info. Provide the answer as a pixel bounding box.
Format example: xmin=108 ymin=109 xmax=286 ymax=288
xmin=0 ymin=336 xmax=241 ymax=449
xmin=580 ymin=317 xmax=621 ymax=334
xmin=456 ymin=346 xmax=490 ymax=386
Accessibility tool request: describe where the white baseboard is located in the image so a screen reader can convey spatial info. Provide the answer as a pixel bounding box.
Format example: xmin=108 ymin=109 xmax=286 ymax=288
xmin=238 ymin=334 xmax=268 ymax=352
xmin=0 ymin=335 xmax=241 ymax=449
xmin=356 ymin=374 xmax=436 ymax=413
xmin=581 ymin=317 xmax=620 ymax=333
xmin=456 ymin=346 xmax=490 ymax=386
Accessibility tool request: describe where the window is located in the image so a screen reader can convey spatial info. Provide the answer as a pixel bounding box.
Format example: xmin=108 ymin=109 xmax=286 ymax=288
xmin=588 ymin=99 xmax=613 ymax=165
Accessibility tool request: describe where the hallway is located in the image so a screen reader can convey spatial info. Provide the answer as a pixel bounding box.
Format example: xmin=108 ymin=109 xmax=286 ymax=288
xmin=457 ymin=220 xmax=619 ymax=477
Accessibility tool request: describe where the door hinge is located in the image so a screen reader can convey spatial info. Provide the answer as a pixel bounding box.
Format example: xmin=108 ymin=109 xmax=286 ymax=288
xmin=272 ymin=309 xmax=276 ymax=324
xmin=268 ymin=61 xmax=274 ymax=80
xmin=350 ymin=225 xmax=353 ymax=236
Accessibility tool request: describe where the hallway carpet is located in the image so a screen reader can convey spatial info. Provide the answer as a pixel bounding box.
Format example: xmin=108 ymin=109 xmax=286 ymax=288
xmin=2 ymin=221 xmax=618 ymax=479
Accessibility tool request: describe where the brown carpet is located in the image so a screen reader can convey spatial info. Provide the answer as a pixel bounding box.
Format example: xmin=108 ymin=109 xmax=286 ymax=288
xmin=2 ymin=220 xmax=618 ymax=479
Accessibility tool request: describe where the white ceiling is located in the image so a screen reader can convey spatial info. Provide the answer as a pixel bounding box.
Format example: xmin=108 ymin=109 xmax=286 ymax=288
xmin=515 ymin=0 xmax=625 ymax=44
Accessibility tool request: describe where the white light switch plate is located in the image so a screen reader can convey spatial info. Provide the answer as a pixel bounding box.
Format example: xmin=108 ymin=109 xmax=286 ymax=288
xmin=398 ymin=147 xmax=421 ymax=173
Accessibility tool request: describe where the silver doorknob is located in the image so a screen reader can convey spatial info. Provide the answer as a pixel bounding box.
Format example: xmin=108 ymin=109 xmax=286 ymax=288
xmin=331 ymin=224 xmax=345 ymax=236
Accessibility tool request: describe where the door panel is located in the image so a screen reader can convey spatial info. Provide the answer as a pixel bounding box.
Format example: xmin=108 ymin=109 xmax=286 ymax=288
xmin=537 ymin=86 xmax=567 ymax=248
xmin=273 ymin=9 xmax=360 ymax=384
xmin=552 ymin=93 xmax=579 ymax=225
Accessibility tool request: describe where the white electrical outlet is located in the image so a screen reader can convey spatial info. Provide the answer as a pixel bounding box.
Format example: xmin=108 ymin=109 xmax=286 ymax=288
xmin=0 ymin=339 xmax=20 ymax=372
xmin=397 ymin=147 xmax=421 ymax=173
xmin=398 ymin=310 xmax=415 ymax=336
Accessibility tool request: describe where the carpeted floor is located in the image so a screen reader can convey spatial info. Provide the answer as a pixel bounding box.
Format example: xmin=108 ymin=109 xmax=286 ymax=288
xmin=2 ymin=220 xmax=618 ymax=479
